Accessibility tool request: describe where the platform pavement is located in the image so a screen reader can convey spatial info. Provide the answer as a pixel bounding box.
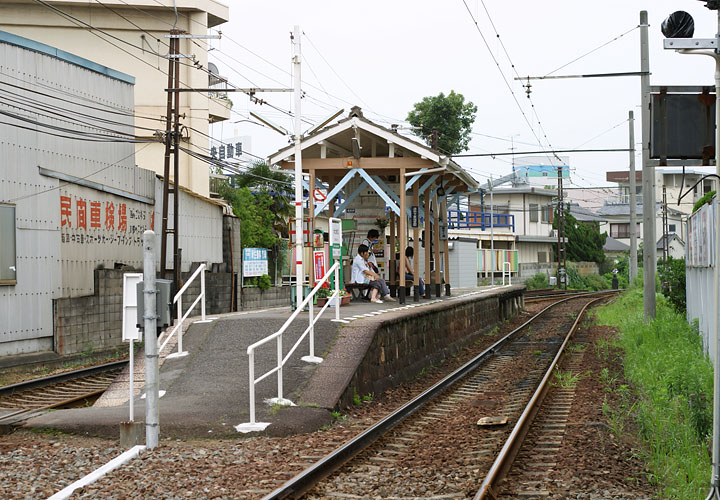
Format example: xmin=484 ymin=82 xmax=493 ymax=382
xmin=24 ymin=285 xmax=518 ymax=440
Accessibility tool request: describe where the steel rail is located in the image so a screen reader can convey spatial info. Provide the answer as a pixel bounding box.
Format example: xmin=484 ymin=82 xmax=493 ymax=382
xmin=473 ymin=295 xmax=608 ymax=499
xmin=260 ymin=290 xmax=617 ymax=500
xmin=0 ymin=360 xmax=127 ymax=396
xmin=0 ymin=388 xmax=108 ymax=425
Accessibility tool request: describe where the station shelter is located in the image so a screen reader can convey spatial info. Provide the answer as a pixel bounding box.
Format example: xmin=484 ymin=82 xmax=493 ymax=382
xmin=268 ymin=107 xmax=479 ymax=304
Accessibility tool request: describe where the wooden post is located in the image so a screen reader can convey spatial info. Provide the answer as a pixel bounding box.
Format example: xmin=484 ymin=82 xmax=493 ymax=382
xmin=442 ymin=196 xmax=451 ymax=296
xmin=433 ymin=190 xmax=442 ymax=297
xmin=389 ymin=210 xmax=396 ymax=297
xmin=399 ymin=168 xmax=407 ymax=303
xmin=412 ymin=181 xmax=420 ymax=301
xmin=424 ymin=188 xmax=432 ymax=298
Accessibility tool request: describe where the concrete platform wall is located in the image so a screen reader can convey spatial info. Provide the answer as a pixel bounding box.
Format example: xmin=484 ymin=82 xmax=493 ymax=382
xmin=337 ymin=288 xmax=524 ymax=409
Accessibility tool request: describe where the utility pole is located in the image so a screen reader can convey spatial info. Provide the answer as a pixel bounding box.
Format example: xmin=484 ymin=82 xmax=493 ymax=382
xmin=662 ymin=186 xmax=669 ymax=265
xmin=629 ymin=110 xmax=638 ymax=283
xmin=143 ymin=230 xmax=159 ymax=449
xmin=489 ymin=178 xmax=494 ymax=286
xmin=160 ymin=30 xmax=181 ymax=295
xmin=640 ymin=10 xmax=656 ymax=320
xmin=292 ymin=26 xmax=304 ymax=308
xmin=556 ymin=165 xmax=567 ymax=290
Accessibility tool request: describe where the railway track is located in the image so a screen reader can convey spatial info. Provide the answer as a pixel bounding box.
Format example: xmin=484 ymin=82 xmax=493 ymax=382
xmin=0 ymin=361 xmax=126 ymax=426
xmin=261 ymin=291 xmax=615 ymax=500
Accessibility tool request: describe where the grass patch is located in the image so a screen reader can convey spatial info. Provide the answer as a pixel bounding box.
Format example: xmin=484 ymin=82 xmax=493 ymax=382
xmin=594 ymin=287 xmax=712 ymax=498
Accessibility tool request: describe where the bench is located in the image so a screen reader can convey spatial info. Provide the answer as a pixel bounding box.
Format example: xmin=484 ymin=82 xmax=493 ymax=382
xmin=345 ymin=283 xmax=371 ymax=302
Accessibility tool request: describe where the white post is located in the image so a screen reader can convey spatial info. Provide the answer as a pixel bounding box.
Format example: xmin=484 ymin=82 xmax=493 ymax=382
xmin=200 ymin=267 xmax=206 ymax=321
xmin=176 ymin=297 xmax=183 ymax=354
xmin=293 ymin=25 xmax=304 ymax=310
xmin=490 ymin=180 xmax=495 ymax=286
xmin=248 ymin=352 xmax=256 ymax=424
xmin=142 ymin=230 xmax=159 ymax=449
xmin=629 ymin=110 xmax=638 ymax=283
xmin=301 ymin=272 xmax=323 ymax=364
xmin=335 ymin=264 xmax=340 ymax=321
xmin=713 ymin=13 xmax=720 ymax=491
xmin=128 ymin=338 xmax=134 ymax=422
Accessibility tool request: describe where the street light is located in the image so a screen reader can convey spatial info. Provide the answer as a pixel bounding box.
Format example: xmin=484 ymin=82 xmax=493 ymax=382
xmin=663 ymin=4 xmax=720 ymax=498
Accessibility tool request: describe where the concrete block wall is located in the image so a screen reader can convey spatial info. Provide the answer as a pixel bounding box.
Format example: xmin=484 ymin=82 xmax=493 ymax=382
xmin=54 ymin=268 xmax=126 ymax=356
xmin=241 ymin=287 xmax=290 ymax=311
xmin=338 ymin=288 xmax=524 ymax=409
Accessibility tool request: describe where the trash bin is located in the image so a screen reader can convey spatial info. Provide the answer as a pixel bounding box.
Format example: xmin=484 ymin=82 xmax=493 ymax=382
xmin=290 ymin=285 xmax=312 ymax=311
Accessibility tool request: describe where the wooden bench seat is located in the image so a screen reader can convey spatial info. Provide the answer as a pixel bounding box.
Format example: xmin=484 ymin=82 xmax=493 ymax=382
xmin=345 ymin=283 xmax=371 ymax=301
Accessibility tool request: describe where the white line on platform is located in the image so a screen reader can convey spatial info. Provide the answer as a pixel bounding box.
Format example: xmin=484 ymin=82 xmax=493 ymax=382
xmin=331 ymin=319 xmax=350 ymax=324
xmin=48 ymin=445 xmax=146 ymax=500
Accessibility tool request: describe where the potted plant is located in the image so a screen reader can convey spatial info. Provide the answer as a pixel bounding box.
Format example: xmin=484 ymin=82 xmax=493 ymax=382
xmin=315 ymin=282 xmax=350 ymax=306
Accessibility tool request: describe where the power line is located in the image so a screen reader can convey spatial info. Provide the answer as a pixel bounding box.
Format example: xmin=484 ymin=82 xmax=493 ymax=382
xmin=544 ymin=25 xmax=639 ymax=77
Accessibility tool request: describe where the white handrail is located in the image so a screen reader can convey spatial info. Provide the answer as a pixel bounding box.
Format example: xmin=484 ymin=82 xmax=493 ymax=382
xmin=237 ymin=261 xmax=341 ymax=432
xmin=502 ymin=261 xmax=512 ymax=286
xmin=158 ymin=263 xmax=210 ymax=358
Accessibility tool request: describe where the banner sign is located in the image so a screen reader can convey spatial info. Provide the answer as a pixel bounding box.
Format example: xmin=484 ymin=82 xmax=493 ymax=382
xmin=243 ymin=248 xmax=268 ymax=277
xmin=314 ymin=250 xmax=326 ymax=281
xmin=411 ymin=206 xmax=419 ymax=228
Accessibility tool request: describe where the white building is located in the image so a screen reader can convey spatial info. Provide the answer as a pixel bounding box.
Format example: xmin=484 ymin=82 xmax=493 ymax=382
xmin=0 ymin=31 xmax=226 ymax=358
xmin=0 ymin=0 xmax=231 ymax=197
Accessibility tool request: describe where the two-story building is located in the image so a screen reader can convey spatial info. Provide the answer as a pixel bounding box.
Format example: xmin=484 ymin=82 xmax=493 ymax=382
xmin=0 ymin=0 xmax=231 ymax=197
xmin=450 ymin=186 xmax=560 ymax=281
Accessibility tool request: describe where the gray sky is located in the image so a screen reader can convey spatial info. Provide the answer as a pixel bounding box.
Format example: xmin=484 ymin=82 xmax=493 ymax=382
xmin=210 ymin=1 xmax=719 ymax=202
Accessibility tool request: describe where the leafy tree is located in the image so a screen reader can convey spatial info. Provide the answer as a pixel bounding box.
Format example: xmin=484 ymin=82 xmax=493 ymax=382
xmin=553 ymin=205 xmax=607 ymax=263
xmin=406 ymin=90 xmax=477 ymax=154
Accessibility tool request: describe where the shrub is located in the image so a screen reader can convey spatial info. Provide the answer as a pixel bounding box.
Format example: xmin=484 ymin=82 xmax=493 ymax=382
xmin=258 ymin=274 xmax=272 ymax=291
xmin=659 ymin=257 xmax=686 ymax=313
xmin=525 ymin=273 xmax=548 ymax=290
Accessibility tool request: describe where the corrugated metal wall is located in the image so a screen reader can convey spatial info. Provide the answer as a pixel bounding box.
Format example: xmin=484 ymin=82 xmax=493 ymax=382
xmin=686 ymin=200 xmax=716 ymax=362
xmin=0 ymin=40 xmax=139 ymax=355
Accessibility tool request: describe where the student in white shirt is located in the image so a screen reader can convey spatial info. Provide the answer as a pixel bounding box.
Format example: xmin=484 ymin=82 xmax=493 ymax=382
xmin=359 ymin=229 xmax=394 ymax=300
xmin=351 ymin=244 xmax=384 ymax=303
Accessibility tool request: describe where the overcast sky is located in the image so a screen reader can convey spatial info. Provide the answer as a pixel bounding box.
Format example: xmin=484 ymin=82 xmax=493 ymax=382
xmin=209 ymin=1 xmax=719 ymax=203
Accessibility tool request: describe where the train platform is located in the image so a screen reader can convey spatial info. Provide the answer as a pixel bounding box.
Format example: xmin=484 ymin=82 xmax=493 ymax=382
xmin=23 ymin=284 xmax=524 ymax=440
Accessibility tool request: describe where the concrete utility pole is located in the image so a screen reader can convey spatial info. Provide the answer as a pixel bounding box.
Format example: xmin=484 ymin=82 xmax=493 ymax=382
xmin=292 ymin=26 xmax=304 ymax=308
xmin=640 ymin=10 xmax=656 ymax=321
xmin=629 ymin=110 xmax=638 ymax=283
xmin=489 ymin=178 xmax=494 ymax=286
xmin=143 ymin=231 xmax=159 ymax=449
xmin=556 ymin=165 xmax=567 ymax=290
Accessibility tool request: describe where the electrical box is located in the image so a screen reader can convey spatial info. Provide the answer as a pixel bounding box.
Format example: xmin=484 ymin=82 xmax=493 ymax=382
xmin=136 ymin=279 xmax=173 ymax=330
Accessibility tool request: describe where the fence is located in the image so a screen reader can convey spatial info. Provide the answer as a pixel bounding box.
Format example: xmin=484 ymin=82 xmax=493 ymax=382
xmin=478 ymin=249 xmax=519 ymax=273
xmin=235 ymin=261 xmax=341 ymax=433
xmin=448 ymin=210 xmax=515 ymax=231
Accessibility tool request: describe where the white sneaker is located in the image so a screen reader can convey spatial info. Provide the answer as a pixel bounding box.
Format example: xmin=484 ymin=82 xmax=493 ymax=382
xmin=371 ymin=299 xmax=384 ymax=304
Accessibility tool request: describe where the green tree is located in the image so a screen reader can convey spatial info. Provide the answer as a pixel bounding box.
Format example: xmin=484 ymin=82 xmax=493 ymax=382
xmin=406 ymin=91 xmax=477 ymax=154
xmin=553 ymin=205 xmax=607 ymax=263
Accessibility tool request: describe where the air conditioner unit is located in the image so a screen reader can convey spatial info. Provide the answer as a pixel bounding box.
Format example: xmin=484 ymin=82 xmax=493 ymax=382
xmin=549 ymin=229 xmax=558 ymax=238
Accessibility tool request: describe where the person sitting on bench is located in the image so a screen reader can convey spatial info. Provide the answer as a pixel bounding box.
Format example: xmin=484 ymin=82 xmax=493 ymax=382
xmin=352 ymin=244 xmax=394 ymax=303
xmin=403 ymin=246 xmax=425 ymax=296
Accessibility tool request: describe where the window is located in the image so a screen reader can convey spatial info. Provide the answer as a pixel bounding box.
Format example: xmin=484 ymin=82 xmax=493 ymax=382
xmin=529 ymin=203 xmax=539 ymax=222
xmin=610 ymin=222 xmax=640 ymax=239
xmin=0 ymin=204 xmax=16 ymax=285
xmin=541 ymin=205 xmax=551 ymax=223
xmin=669 ymin=224 xmax=676 ymax=233
xmin=538 ymin=251 xmax=547 ymax=263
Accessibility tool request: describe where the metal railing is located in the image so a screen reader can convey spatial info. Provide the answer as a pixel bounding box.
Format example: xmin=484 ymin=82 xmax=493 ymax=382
xmin=236 ymin=261 xmax=341 ymax=433
xmin=502 ymin=261 xmax=512 ymax=285
xmin=448 ymin=209 xmax=515 ymax=231
xmin=158 ymin=263 xmax=214 ymax=359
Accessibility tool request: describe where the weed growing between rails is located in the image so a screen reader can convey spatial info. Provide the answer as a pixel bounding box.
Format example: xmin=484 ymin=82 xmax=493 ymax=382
xmin=594 ymin=288 xmax=712 ymax=498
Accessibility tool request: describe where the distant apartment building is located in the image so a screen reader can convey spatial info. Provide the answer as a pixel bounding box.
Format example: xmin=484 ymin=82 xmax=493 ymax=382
xmin=0 ymin=0 xmax=231 ymax=197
